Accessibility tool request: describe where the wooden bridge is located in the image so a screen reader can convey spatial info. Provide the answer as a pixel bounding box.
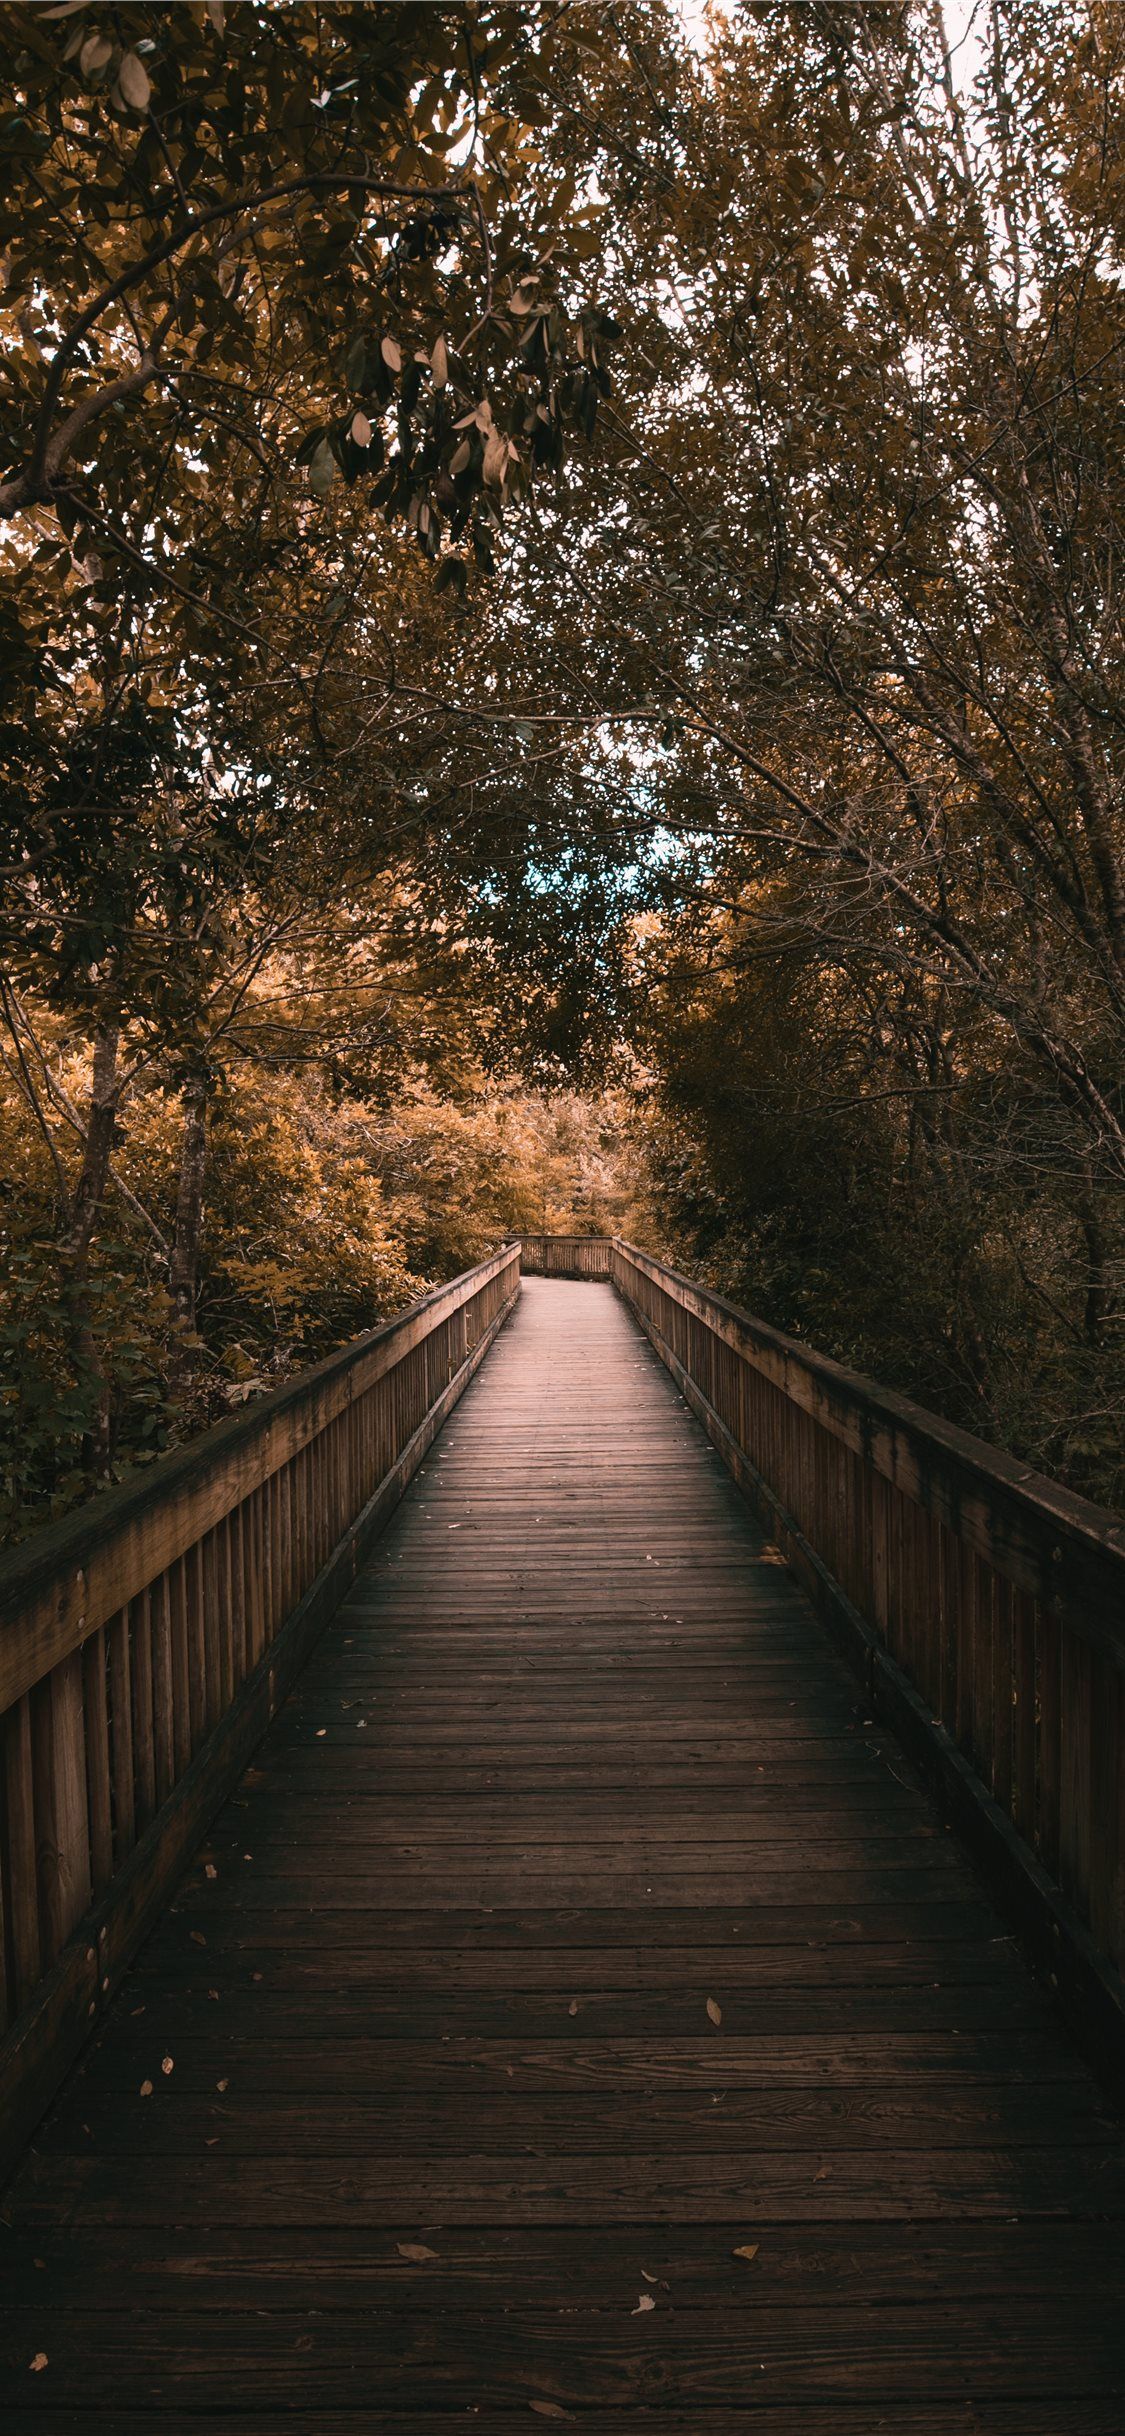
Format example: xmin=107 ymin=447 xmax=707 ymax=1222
xmin=2 ymin=1238 xmax=1125 ymax=2426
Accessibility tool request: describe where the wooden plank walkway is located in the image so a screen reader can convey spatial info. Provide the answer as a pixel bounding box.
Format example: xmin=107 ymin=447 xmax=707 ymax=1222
xmin=3 ymin=1275 xmax=1124 ymax=2430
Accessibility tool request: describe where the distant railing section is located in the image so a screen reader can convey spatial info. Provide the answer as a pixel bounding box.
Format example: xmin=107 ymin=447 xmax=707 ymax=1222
xmin=605 ymin=1238 xmax=1125 ymax=2072
xmin=0 ymin=1242 xmax=520 ymax=2172
xmin=519 ymin=1234 xmax=614 ymax=1278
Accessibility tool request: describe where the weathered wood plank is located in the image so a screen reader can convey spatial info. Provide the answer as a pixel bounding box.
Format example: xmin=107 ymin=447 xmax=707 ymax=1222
xmin=1 ymin=1272 xmax=1122 ymax=2436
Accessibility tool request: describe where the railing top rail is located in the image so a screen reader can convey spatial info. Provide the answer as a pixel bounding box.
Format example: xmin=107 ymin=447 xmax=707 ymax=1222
xmin=0 ymin=1243 xmax=520 ymax=1697
xmin=611 ymin=1238 xmax=1125 ymax=1551
xmin=609 ymin=1237 xmax=1125 ymax=1650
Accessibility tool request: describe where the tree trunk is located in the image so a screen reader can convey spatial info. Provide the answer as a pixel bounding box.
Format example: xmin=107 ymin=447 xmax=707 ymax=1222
xmin=58 ymin=1022 xmax=121 ymax=1475
xmin=169 ymin=1074 xmax=208 ymax=1337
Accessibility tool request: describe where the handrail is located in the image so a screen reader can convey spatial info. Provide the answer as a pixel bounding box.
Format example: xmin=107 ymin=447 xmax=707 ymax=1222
xmin=518 ymin=1233 xmax=613 ymax=1277
xmin=602 ymin=1236 xmax=1125 ymax=2079
xmin=0 ymin=1242 xmax=520 ymax=2173
xmin=612 ymin=1242 xmax=1125 ymax=1663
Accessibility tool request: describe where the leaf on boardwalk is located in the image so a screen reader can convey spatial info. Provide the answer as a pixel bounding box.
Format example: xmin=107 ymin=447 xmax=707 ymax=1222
xmin=204 ymin=1863 xmax=218 ymax=1879
xmin=139 ymin=2080 xmax=153 ymax=2097
xmin=29 ymin=2353 xmax=48 ymax=2373
xmin=161 ymin=2055 xmax=174 ymax=2075
xmin=397 ymin=2241 xmax=439 ymax=2261
xmin=632 ymin=2292 xmax=656 ymax=2313
xmin=567 ymin=1999 xmax=579 ymax=2016
xmin=706 ymin=1996 xmax=722 ymax=2025
xmin=732 ymin=2243 xmax=760 ymax=2262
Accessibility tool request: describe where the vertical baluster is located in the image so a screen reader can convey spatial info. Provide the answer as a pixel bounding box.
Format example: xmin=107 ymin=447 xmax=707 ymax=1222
xmin=170 ymin=1553 xmax=192 ymax=1779
xmin=106 ymin=1606 xmax=135 ymax=1861
xmin=278 ymin=1461 xmax=294 ymax=1624
xmin=1057 ymin=1623 xmax=1092 ymax=1918
xmin=217 ymin=1512 xmax=237 ymax=1707
xmin=1036 ymin=1602 xmax=1061 ymax=1878
xmin=922 ymin=1511 xmax=943 ymax=1710
xmin=884 ymin=1485 xmax=903 ymax=1670
xmin=227 ymin=1504 xmax=247 ymax=1689
xmin=82 ymin=1627 xmax=113 ymax=1893
xmin=289 ymin=1445 xmax=304 ymax=1603
xmin=260 ymin=1473 xmax=276 ymax=1652
xmin=0 ymin=1835 xmax=7 ymax=2033
xmin=990 ymin=1575 xmax=1014 ymax=1812
xmin=298 ymin=1442 xmax=312 ymax=1598
xmin=902 ymin=1494 xmax=919 ymax=1679
xmin=150 ymin=1572 xmax=175 ymax=1807
xmin=185 ymin=1539 xmax=207 ymax=1752
xmin=201 ymin=1527 xmax=223 ymax=1730
xmin=936 ymin=1518 xmax=958 ymax=1731
xmin=31 ymin=1651 xmax=91 ymax=1964
xmin=909 ymin=1501 xmax=928 ymax=1696
xmin=1010 ymin=1587 xmax=1037 ymax=1842
xmin=968 ymin=1553 xmax=994 ymax=1788
xmin=1088 ymin=1655 xmax=1123 ymax=1966
xmin=130 ymin=1589 xmax=156 ymax=1835
xmin=245 ymin=1485 xmax=266 ymax=1670
xmin=954 ymin=1539 xmax=974 ymax=1755
xmin=3 ymin=1694 xmax=41 ymax=2005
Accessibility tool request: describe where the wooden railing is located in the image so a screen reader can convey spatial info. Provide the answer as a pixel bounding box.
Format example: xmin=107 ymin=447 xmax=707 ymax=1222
xmin=606 ymin=1239 xmax=1125 ymax=2082
xmin=0 ymin=1243 xmax=519 ymax=2173
xmin=519 ymin=1233 xmax=614 ymax=1278
xmin=5 ymin=1224 xmax=1123 ymax=2148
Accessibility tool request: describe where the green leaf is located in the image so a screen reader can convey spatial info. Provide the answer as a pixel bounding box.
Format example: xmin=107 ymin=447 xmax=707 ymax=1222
xmin=308 ymin=437 xmax=335 ymax=498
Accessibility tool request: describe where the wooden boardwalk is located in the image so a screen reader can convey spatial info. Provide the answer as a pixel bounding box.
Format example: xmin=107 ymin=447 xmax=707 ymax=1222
xmin=3 ymin=1275 xmax=1124 ymax=2429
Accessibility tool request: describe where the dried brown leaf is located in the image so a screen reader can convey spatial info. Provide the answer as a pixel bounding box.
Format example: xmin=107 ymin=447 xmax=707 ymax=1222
xmin=80 ymin=32 xmax=113 ymax=74
xmin=118 ymin=50 xmax=151 ymax=109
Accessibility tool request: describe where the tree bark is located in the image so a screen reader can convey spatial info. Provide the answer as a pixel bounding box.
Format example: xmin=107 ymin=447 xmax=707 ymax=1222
xmin=58 ymin=1023 xmax=121 ymax=1476
xmin=169 ymin=1074 xmax=208 ymax=1337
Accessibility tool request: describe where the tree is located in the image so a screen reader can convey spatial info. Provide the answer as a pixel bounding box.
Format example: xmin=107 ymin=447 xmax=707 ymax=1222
xmin=454 ymin=0 xmax=1125 ymax=1494
xmin=0 ymin=1 xmax=629 ymax=669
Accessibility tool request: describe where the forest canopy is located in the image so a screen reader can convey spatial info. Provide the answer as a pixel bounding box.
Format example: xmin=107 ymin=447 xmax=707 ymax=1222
xmin=1 ymin=0 xmax=1123 ymax=1538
